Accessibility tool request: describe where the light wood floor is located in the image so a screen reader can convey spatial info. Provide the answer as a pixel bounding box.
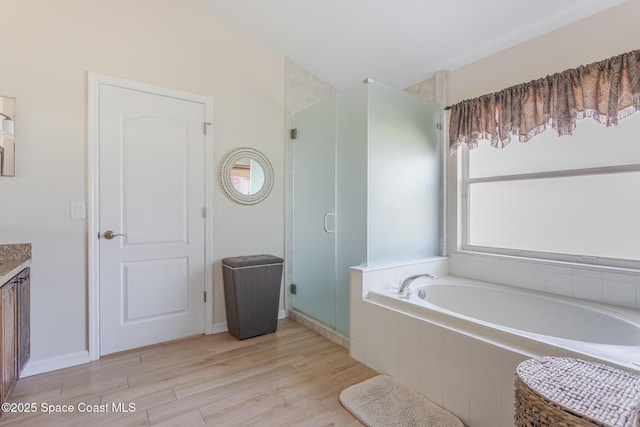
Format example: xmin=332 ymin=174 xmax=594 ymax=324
xmin=0 ymin=319 xmax=377 ymax=426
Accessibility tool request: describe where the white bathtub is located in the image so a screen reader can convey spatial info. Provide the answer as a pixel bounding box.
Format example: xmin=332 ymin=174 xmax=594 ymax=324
xmin=368 ymin=277 xmax=640 ymax=373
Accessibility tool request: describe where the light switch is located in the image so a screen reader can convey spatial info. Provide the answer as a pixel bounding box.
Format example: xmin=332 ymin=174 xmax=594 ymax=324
xmin=70 ymin=201 xmax=86 ymax=219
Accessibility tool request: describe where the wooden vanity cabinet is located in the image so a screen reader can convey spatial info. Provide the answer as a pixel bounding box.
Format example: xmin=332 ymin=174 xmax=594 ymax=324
xmin=1 ymin=279 xmax=16 ymax=402
xmin=16 ymin=268 xmax=29 ymax=375
xmin=0 ymin=267 xmax=30 ymax=411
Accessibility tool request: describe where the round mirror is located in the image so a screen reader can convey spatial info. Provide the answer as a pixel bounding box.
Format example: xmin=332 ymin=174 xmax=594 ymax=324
xmin=220 ymin=147 xmax=274 ymax=205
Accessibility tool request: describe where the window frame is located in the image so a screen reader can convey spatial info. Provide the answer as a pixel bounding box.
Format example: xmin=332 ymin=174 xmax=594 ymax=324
xmin=458 ymin=147 xmax=640 ymax=270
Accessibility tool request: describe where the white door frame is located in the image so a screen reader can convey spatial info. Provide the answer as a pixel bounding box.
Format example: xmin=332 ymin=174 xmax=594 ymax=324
xmin=87 ymin=72 xmax=214 ymax=361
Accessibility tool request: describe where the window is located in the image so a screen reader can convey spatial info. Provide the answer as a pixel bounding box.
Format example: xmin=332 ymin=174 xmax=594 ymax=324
xmin=462 ymin=113 xmax=640 ymax=267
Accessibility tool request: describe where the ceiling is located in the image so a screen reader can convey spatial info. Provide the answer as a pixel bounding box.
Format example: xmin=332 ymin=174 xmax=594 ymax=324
xmin=199 ymin=0 xmax=627 ymax=90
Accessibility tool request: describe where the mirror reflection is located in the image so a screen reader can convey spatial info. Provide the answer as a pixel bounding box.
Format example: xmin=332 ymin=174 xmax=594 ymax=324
xmin=220 ymin=147 xmax=274 ymax=205
xmin=230 ymin=157 xmax=265 ymax=196
xmin=0 ymin=96 xmax=15 ymax=177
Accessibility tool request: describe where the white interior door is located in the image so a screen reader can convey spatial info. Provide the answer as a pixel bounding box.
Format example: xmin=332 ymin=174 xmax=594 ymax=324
xmin=98 ymin=84 xmax=206 ymax=355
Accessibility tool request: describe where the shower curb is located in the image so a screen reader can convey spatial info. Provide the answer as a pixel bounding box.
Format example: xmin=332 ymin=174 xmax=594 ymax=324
xmin=288 ymin=309 xmax=349 ymax=350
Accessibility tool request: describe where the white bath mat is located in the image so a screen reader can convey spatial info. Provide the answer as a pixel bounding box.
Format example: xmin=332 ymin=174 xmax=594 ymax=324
xmin=339 ymin=375 xmax=463 ymax=427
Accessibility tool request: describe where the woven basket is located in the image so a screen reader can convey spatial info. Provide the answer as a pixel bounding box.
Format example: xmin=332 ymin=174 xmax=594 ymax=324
xmin=514 ymin=357 xmax=640 ymax=427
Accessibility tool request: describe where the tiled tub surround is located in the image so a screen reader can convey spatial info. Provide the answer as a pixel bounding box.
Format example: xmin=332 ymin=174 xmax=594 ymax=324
xmin=0 ymin=243 xmax=32 ymax=284
xmin=349 ymin=257 xmax=640 ymax=427
xmin=450 ymin=252 xmax=640 ymax=310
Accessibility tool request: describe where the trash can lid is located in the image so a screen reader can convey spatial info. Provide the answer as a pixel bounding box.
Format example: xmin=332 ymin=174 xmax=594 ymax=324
xmin=222 ymin=254 xmax=284 ymax=268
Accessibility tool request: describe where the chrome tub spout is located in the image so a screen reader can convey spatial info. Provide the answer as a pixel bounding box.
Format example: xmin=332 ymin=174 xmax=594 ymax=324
xmin=398 ymin=273 xmax=438 ymax=295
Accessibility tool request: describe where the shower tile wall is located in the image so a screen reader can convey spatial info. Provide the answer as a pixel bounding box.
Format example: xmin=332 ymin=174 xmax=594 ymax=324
xmin=285 ymin=59 xmax=337 ymax=115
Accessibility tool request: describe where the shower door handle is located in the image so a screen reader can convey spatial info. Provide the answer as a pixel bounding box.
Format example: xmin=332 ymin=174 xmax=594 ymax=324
xmin=323 ymin=212 xmax=335 ymax=233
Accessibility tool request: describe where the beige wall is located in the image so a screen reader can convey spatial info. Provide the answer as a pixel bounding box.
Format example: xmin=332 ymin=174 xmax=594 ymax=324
xmin=0 ymin=0 xmax=285 ymax=366
xmin=448 ymin=0 xmax=640 ymax=104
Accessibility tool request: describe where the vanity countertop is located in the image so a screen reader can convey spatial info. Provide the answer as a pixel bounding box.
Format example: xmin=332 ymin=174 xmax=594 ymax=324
xmin=0 ymin=243 xmax=32 ymax=284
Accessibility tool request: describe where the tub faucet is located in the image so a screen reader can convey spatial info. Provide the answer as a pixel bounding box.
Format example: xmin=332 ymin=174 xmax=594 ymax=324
xmin=398 ymin=273 xmax=438 ymax=295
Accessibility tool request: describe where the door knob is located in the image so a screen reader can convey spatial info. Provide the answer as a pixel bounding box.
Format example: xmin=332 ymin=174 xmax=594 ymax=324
xmin=102 ymin=230 xmax=125 ymax=240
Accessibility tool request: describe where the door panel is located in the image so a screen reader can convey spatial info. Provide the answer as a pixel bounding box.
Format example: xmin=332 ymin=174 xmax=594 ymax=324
xmin=123 ymin=115 xmax=189 ymax=244
xmin=291 ymin=97 xmax=337 ymax=328
xmin=123 ymin=258 xmax=189 ymax=322
xmin=98 ymin=85 xmax=205 ymax=355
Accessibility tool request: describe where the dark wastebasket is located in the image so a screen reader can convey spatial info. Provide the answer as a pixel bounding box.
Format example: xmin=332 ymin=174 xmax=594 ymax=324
xmin=222 ymin=254 xmax=284 ymax=340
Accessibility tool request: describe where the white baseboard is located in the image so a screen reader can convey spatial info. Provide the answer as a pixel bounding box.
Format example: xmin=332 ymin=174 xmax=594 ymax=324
xmin=21 ymin=351 xmax=90 ymax=377
xmin=21 ymin=309 xmax=289 ymax=376
xmin=212 ymin=321 xmax=228 ymax=334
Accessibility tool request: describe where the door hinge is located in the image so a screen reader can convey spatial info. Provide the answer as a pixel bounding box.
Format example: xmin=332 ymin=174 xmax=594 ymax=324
xmin=290 ymin=283 xmax=297 ymax=294
xmin=290 ymin=128 xmax=297 ymax=140
xmin=204 ymin=291 xmax=207 ymax=303
xmin=436 ymin=122 xmax=442 ymax=130
xmin=203 ymin=122 xmax=212 ymax=135
xmin=202 ymin=207 xmax=207 ymax=218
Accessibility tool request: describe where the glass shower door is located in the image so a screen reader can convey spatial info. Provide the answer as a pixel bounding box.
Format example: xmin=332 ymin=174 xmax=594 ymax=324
xmin=291 ymin=97 xmax=337 ymax=328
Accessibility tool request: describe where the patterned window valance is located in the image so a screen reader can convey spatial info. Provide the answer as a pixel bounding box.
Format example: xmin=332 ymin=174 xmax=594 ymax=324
xmin=448 ymin=49 xmax=640 ymax=152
